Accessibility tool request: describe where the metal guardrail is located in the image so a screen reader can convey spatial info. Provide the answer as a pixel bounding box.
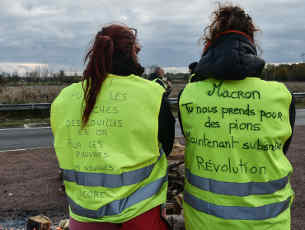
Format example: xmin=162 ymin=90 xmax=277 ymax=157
xmin=0 ymin=103 xmax=50 ymax=112
xmin=168 ymin=98 xmax=178 ymax=105
xmin=293 ymin=92 xmax=305 ymax=98
xmin=0 ymin=92 xmax=304 ymax=111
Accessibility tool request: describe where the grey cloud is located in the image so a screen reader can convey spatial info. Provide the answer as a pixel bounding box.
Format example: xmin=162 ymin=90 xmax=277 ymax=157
xmin=0 ymin=0 xmax=304 ymax=71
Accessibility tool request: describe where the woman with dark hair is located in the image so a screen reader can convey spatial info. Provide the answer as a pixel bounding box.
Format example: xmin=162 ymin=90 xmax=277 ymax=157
xmin=188 ymin=62 xmax=197 ymax=75
xmin=179 ymin=4 xmax=295 ymax=230
xmin=149 ymin=67 xmax=172 ymax=97
xmin=51 ymin=24 xmax=174 ymax=230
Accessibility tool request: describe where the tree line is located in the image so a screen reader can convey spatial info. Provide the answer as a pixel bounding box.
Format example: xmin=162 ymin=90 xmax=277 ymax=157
xmin=0 ymin=71 xmax=81 ymax=85
xmin=262 ymin=63 xmax=305 ymax=81
xmin=164 ymin=63 xmax=305 ymax=82
xmin=0 ymin=63 xmax=305 ymax=85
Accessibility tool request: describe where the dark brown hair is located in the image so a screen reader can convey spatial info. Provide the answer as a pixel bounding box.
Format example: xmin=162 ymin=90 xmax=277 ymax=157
xmin=202 ymin=3 xmax=260 ymax=46
xmin=82 ymin=24 xmax=143 ymax=127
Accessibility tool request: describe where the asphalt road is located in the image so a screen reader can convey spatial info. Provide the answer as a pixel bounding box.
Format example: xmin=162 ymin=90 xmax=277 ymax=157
xmin=295 ymin=109 xmax=305 ymax=126
xmin=0 ymin=127 xmax=53 ymax=152
xmin=0 ymin=109 xmax=304 ymax=152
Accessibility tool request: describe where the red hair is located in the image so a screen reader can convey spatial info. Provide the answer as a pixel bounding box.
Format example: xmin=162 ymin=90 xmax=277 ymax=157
xmin=82 ymin=24 xmax=139 ymax=127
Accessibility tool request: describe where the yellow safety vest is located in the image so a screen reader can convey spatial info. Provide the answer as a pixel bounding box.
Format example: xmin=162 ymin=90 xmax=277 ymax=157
xmin=179 ymin=77 xmax=294 ymax=230
xmin=51 ymin=74 xmax=168 ymax=223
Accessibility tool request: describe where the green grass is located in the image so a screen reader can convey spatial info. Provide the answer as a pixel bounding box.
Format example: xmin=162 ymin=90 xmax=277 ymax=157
xmin=0 ymin=118 xmax=50 ymax=128
xmin=296 ymin=102 xmax=305 ymax=109
xmin=0 ymin=110 xmax=50 ymax=128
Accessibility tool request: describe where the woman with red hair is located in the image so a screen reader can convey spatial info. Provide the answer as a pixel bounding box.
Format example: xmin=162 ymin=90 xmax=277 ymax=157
xmin=51 ymin=24 xmax=174 ymax=230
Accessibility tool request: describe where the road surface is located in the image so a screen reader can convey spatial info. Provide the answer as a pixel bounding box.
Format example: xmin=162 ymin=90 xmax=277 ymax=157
xmin=295 ymin=109 xmax=305 ymax=126
xmin=0 ymin=127 xmax=53 ymax=151
xmin=0 ymin=110 xmax=304 ymax=151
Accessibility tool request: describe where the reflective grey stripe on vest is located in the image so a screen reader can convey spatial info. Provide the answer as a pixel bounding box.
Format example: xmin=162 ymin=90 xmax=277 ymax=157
xmin=184 ymin=191 xmax=291 ymax=220
xmin=153 ymin=78 xmax=167 ymax=89
xmin=63 ymin=150 xmax=164 ymax=188
xmin=67 ymin=175 xmax=168 ymax=218
xmin=186 ymin=168 xmax=288 ymax=196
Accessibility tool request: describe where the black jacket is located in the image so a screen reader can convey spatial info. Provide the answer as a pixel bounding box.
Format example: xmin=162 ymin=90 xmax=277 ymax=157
xmin=159 ymin=94 xmax=175 ymax=155
xmin=193 ymin=33 xmax=265 ymax=81
xmin=180 ymin=32 xmax=295 ymax=154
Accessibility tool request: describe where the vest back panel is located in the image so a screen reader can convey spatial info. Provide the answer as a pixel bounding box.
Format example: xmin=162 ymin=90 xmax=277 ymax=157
xmin=51 ymin=74 xmax=167 ymax=223
xmin=179 ymin=78 xmax=294 ymax=229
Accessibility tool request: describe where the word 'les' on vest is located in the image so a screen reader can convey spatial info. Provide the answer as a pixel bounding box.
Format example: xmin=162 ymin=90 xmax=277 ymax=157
xmin=179 ymin=78 xmax=294 ymax=230
xmin=51 ymin=74 xmax=168 ymax=223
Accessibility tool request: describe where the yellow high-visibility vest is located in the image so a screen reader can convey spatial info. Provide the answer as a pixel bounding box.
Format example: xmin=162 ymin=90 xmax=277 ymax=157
xmin=179 ymin=77 xmax=294 ymax=230
xmin=51 ymin=74 xmax=168 ymax=223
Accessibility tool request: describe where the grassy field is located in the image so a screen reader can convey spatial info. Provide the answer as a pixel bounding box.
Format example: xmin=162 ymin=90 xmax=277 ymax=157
xmin=0 ymin=110 xmax=50 ymax=128
xmin=285 ymin=81 xmax=305 ymax=92
xmin=0 ymin=85 xmax=67 ymax=104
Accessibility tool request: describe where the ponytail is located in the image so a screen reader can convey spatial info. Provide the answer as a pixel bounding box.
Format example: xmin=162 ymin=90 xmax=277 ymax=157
xmin=82 ymin=35 xmax=114 ymax=127
xmin=81 ymin=25 xmax=141 ymax=127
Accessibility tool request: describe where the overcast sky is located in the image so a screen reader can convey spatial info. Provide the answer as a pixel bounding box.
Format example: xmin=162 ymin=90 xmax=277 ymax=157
xmin=0 ymin=0 xmax=304 ymax=72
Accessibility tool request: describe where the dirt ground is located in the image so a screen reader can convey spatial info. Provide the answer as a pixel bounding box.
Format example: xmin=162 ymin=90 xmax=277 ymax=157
xmin=0 ymin=126 xmax=304 ymax=229
xmin=0 ymin=148 xmax=68 ymax=225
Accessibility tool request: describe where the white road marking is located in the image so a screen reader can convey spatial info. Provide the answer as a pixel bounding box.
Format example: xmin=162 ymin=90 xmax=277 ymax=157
xmin=0 ymin=127 xmax=51 ymax=131
xmin=0 ymin=146 xmax=51 ymax=153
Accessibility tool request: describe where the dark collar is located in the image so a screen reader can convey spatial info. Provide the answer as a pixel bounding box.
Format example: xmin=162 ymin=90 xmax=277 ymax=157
xmin=193 ymin=33 xmax=265 ymax=81
xmin=203 ymin=30 xmax=254 ymax=54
